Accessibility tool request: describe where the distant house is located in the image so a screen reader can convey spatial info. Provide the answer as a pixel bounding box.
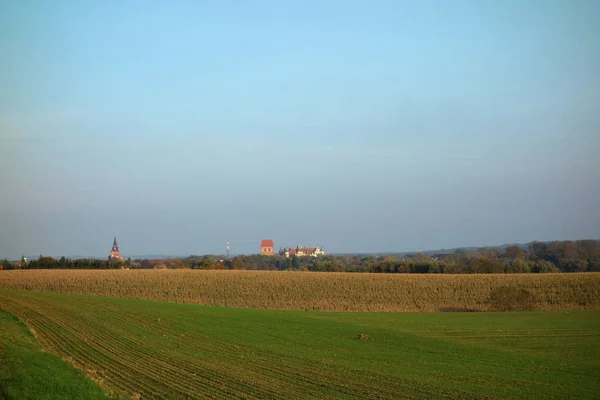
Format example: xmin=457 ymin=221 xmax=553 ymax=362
xmin=260 ymin=240 xmax=275 ymax=256
xmin=283 ymin=245 xmax=325 ymax=258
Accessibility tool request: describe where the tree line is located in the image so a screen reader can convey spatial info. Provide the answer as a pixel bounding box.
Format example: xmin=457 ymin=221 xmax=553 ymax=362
xmin=2 ymin=240 xmax=598 ymax=273
xmin=1 ymin=256 xmax=131 ymax=270
xmin=184 ymin=240 xmax=600 ymax=273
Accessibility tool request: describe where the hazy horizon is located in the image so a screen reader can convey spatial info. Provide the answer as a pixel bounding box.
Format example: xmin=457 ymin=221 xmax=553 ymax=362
xmin=2 ymin=1 xmax=599 ymax=259
xmin=7 ymin=237 xmax=600 ymax=261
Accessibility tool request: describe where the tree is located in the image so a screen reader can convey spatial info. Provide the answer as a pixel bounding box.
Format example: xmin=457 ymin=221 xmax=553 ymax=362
xmin=195 ymin=256 xmax=215 ymax=270
xmin=589 ymin=261 xmax=600 ymax=272
xmin=231 ymin=256 xmax=246 ymax=270
xmin=547 ymin=241 xmax=577 ymax=265
xmin=312 ymin=257 xmax=341 ymax=272
xmin=560 ymin=259 xmax=589 ymax=273
xmin=291 ymin=256 xmax=299 ymax=271
xmin=411 ymin=260 xmax=432 ymax=274
xmin=470 ymin=258 xmax=504 ymax=274
xmin=505 ymin=259 xmax=530 ymax=273
xmin=531 ymin=260 xmax=560 ymax=273
xmin=562 ymin=241 xmax=578 ymax=260
xmin=38 ymin=256 xmax=57 ymax=269
xmin=575 ymin=240 xmax=600 ymax=264
xmin=454 ymin=248 xmax=469 ymax=258
xmin=212 ymin=260 xmax=227 ymax=270
xmin=429 ymin=262 xmax=444 ymax=274
xmin=503 ymin=246 xmax=526 ymax=260
xmin=443 ymin=260 xmax=469 ymax=274
xmin=529 ymin=241 xmax=548 ymax=261
xmin=170 ymin=259 xmax=190 ymax=269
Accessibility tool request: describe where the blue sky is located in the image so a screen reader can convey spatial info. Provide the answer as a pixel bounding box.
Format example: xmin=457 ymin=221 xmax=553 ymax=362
xmin=1 ymin=0 xmax=599 ymax=258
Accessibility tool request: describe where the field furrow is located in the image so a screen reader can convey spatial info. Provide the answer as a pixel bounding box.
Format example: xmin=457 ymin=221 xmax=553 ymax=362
xmin=1 ymin=289 xmax=599 ymax=399
xmin=0 ymin=298 xmax=164 ymax=399
xmin=38 ymin=296 xmax=414 ymax=398
xmin=19 ymin=305 xmax=258 ymax=399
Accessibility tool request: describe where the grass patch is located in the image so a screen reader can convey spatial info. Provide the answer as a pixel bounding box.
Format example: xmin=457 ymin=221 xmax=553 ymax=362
xmin=1 ymin=290 xmax=599 ymax=399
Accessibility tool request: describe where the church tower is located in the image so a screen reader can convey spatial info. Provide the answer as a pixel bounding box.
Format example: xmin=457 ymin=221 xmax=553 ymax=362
xmin=108 ymin=236 xmax=125 ymax=262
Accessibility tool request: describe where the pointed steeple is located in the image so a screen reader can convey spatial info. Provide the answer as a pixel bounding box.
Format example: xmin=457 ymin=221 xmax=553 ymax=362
xmin=111 ymin=236 xmax=120 ymax=252
xmin=109 ymin=236 xmax=124 ymax=262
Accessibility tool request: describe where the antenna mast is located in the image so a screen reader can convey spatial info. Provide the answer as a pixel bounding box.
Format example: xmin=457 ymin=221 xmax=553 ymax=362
xmin=226 ymin=240 xmax=230 ymax=258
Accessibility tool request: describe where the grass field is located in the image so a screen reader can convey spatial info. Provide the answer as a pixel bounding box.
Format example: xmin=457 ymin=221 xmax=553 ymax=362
xmin=0 ymin=307 xmax=110 ymax=400
xmin=1 ymin=290 xmax=599 ymax=399
xmin=1 ymin=270 xmax=599 ymax=312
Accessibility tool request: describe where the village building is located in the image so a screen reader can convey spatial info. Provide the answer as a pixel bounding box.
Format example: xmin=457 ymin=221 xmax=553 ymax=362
xmin=11 ymin=255 xmax=27 ymax=269
xmin=108 ymin=236 xmax=125 ymax=262
xmin=282 ymin=245 xmax=325 ymax=258
xmin=260 ymin=239 xmax=275 ymax=256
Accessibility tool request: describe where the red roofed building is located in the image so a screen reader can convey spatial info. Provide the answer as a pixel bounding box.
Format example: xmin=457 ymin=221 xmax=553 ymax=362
xmin=260 ymin=239 xmax=275 ymax=256
xmin=283 ymin=245 xmax=325 ymax=258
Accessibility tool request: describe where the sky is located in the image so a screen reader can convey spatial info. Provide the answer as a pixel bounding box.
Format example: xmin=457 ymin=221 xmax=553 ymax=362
xmin=1 ymin=0 xmax=599 ymax=259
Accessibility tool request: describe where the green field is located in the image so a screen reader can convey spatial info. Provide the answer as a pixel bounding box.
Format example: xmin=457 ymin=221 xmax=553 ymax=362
xmin=1 ymin=290 xmax=599 ymax=399
xmin=0 ymin=307 xmax=110 ymax=400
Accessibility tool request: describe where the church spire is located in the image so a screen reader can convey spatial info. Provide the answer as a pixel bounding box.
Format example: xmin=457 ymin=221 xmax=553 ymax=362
xmin=109 ymin=236 xmax=124 ymax=262
xmin=111 ymin=236 xmax=120 ymax=252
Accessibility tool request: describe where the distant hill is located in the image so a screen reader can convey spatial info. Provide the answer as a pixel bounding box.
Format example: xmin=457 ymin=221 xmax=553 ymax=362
xmin=11 ymin=240 xmax=597 ymax=262
xmin=128 ymin=255 xmax=178 ymax=260
xmin=332 ymin=241 xmax=540 ymax=257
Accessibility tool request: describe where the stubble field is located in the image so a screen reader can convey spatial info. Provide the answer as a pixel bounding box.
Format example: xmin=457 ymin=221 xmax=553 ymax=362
xmin=1 ymin=270 xmax=599 ymax=312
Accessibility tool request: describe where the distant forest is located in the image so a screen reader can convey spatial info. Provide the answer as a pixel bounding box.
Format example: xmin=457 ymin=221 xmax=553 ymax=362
xmin=2 ymin=240 xmax=599 ymax=274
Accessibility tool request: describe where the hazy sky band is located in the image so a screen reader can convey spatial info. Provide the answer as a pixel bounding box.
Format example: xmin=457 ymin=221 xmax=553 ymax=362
xmin=1 ymin=1 xmax=599 ymax=258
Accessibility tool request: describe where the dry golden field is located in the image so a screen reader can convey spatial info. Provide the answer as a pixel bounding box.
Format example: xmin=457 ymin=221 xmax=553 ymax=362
xmin=1 ymin=270 xmax=599 ymax=311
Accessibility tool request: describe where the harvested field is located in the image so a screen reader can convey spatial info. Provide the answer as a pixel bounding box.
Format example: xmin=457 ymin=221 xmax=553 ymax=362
xmin=0 ymin=270 xmax=599 ymax=312
xmin=0 ymin=290 xmax=599 ymax=399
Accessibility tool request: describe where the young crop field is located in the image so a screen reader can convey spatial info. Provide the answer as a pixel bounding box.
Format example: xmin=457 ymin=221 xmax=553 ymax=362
xmin=0 ymin=307 xmax=115 ymax=400
xmin=0 ymin=290 xmax=599 ymax=399
xmin=1 ymin=270 xmax=599 ymax=312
